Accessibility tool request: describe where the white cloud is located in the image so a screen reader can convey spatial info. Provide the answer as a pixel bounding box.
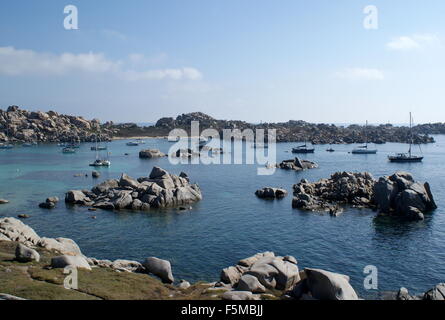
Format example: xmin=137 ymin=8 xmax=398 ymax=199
xmin=0 ymin=46 xmax=118 ymax=75
xmin=334 ymin=68 xmax=384 ymax=80
xmin=0 ymin=46 xmax=202 ymax=81
xmin=123 ymin=67 xmax=202 ymax=81
xmin=387 ymin=33 xmax=440 ymax=51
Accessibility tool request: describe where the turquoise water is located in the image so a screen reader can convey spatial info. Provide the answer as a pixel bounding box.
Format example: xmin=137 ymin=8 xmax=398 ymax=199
xmin=0 ymin=136 xmax=444 ymax=298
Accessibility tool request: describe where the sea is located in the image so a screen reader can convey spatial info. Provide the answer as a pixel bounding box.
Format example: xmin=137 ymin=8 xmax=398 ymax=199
xmin=0 ymin=136 xmax=444 ymax=298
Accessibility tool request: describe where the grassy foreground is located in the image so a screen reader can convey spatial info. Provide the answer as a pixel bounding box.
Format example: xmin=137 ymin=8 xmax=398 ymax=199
xmin=0 ymin=240 xmax=230 ymax=300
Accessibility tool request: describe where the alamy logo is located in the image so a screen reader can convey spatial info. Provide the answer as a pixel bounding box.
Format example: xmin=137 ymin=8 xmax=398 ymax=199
xmin=63 ymin=265 xmax=78 ymax=289
xmin=363 ymin=265 xmax=378 ymax=290
xmin=167 ymin=121 xmax=277 ymax=176
xmin=363 ymin=5 xmax=378 ymax=30
xmin=64 ymin=5 xmax=78 ymax=30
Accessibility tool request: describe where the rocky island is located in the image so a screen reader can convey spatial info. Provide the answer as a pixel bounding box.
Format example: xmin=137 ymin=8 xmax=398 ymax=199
xmin=292 ymin=171 xmax=437 ymax=221
xmin=65 ymin=167 xmax=202 ymax=211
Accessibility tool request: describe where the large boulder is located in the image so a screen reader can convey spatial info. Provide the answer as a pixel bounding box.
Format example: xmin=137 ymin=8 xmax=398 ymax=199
xmin=238 ymin=252 xmax=275 ymax=268
xmin=0 ymin=217 xmax=41 ymax=246
xmin=15 ymin=243 xmax=40 ymax=262
xmin=119 ymin=174 xmax=140 ymax=189
xmin=142 ymin=257 xmax=174 ymax=284
xmin=304 ymin=268 xmax=358 ymax=300
xmin=149 ymin=166 xmax=169 ymax=179
xmin=373 ymin=177 xmax=398 ymax=213
xmin=39 ymin=237 xmax=82 ymax=256
xmin=112 ymin=191 xmax=133 ymax=210
xmin=51 ymin=255 xmax=92 ymax=270
xmin=111 ymin=259 xmax=144 ymax=273
xmin=423 ymin=283 xmax=445 ymax=300
xmin=246 ymin=256 xmax=300 ymax=290
xmin=92 ymin=179 xmax=119 ymax=194
xmin=221 ymin=266 xmax=245 ymax=286
xmin=237 ymin=274 xmax=266 ymax=293
xmin=65 ymin=190 xmax=87 ymax=204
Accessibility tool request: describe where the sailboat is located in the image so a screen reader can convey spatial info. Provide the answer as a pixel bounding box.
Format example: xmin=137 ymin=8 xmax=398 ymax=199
xmin=351 ymin=121 xmax=377 ymax=154
xmin=292 ymin=140 xmax=315 ymax=154
xmin=91 ymin=135 xmax=107 ymax=151
xmin=388 ymin=113 xmax=423 ymax=163
xmin=89 ymin=135 xmax=111 ymax=167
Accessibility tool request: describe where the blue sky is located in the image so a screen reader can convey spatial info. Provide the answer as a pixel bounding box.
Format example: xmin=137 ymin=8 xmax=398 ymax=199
xmin=0 ymin=0 xmax=444 ymax=124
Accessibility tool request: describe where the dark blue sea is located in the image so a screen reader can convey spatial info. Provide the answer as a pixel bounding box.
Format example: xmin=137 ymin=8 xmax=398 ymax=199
xmin=0 ymin=136 xmax=444 ymax=298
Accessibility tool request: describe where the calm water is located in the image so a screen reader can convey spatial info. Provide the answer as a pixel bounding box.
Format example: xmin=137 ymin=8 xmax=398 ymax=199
xmin=0 ymin=136 xmax=444 ymax=298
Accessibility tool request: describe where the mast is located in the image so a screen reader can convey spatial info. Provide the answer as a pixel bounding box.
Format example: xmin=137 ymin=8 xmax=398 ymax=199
xmin=408 ymin=112 xmax=412 ymax=157
xmin=365 ymin=120 xmax=368 ymax=149
xmin=95 ymin=132 xmax=99 ymax=160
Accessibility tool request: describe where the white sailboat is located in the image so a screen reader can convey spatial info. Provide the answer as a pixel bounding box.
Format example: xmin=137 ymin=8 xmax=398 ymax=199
xmin=352 ymin=121 xmax=377 ymax=154
xmin=388 ymin=113 xmax=423 ymax=162
xmin=89 ymin=134 xmax=110 ymax=166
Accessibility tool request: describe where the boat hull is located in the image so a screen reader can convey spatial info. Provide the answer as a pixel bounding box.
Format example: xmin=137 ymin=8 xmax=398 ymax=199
xmin=351 ymin=149 xmax=377 ymax=154
xmin=292 ymin=149 xmax=315 ymax=154
xmin=388 ymin=156 xmax=423 ymax=163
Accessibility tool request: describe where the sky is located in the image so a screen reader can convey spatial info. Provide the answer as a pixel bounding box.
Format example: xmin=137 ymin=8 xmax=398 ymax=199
xmin=0 ymin=0 xmax=444 ymax=124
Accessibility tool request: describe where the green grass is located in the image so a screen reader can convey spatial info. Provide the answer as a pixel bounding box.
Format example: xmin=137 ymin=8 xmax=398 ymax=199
xmin=0 ymin=240 xmax=234 ymax=300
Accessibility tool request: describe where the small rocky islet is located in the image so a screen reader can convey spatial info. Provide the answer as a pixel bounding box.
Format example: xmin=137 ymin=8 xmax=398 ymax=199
xmin=65 ymin=167 xmax=202 ymax=211
xmin=292 ymin=171 xmax=437 ymax=221
xmin=0 ymin=217 xmax=443 ymax=300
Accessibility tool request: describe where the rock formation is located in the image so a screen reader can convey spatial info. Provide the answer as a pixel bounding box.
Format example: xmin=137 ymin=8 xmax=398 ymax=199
xmin=277 ymin=157 xmax=318 ymax=171
xmin=255 ymin=187 xmax=288 ymax=199
xmin=65 ymin=167 xmax=202 ymax=211
xmin=292 ymin=171 xmax=436 ymax=221
xmin=0 ymin=106 xmax=112 ymax=143
xmin=126 ymin=111 xmax=435 ymax=144
xmin=220 ymin=252 xmax=300 ymax=291
xmin=139 ymin=149 xmax=166 ymax=159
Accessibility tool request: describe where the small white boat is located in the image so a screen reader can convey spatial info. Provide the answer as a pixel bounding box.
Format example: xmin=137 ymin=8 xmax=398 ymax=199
xmin=89 ymin=159 xmax=111 ymax=167
xmin=126 ymin=141 xmax=139 ymax=146
xmin=0 ymin=144 xmax=13 ymax=149
xmin=62 ymin=147 xmax=76 ymax=154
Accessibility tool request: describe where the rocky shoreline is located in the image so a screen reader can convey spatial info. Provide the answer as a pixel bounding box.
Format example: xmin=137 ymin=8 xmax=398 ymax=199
xmin=1 ymin=106 xmax=441 ymax=144
xmin=110 ymin=111 xmax=436 ymax=144
xmin=0 ymin=217 xmax=443 ymax=300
